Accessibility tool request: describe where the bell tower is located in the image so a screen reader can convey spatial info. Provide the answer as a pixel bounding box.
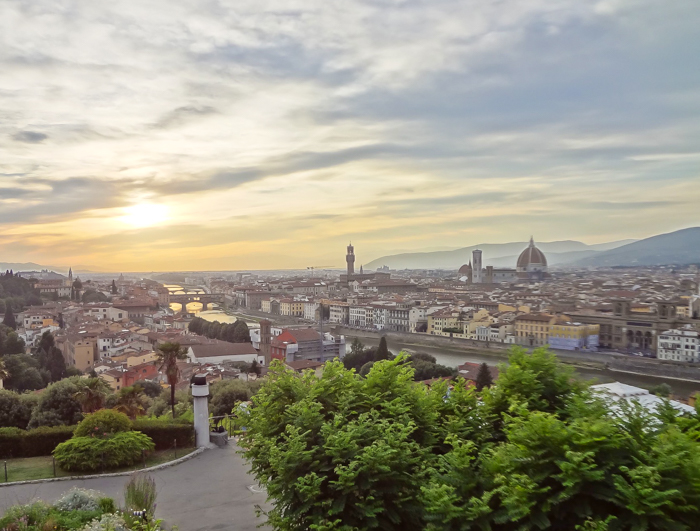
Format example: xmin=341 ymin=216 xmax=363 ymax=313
xmin=346 ymin=243 xmax=355 ymax=276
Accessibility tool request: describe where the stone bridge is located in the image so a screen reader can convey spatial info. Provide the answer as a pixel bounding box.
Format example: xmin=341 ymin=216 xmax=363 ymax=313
xmin=169 ymin=292 xmax=225 ymax=312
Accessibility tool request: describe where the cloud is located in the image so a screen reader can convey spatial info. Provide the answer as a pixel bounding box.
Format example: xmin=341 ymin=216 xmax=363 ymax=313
xmin=0 ymin=0 xmax=698 ymax=269
xmin=11 ymin=131 xmax=47 ymax=143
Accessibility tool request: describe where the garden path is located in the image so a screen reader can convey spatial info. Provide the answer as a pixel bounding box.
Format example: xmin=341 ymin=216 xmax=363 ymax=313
xmin=0 ymin=443 xmax=270 ymax=531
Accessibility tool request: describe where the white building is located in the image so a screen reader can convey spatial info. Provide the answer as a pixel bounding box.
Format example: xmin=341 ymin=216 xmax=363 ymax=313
xmin=409 ymin=306 xmax=427 ymax=333
xmin=591 ymin=382 xmax=695 ymax=415
xmin=329 ymin=302 xmax=349 ymax=325
xmin=303 ymin=301 xmax=320 ymax=321
xmin=658 ymin=326 xmax=700 ymax=362
xmin=349 ymin=306 xmax=373 ymax=328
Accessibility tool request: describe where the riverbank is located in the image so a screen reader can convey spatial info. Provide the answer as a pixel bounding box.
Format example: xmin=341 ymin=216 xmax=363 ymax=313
xmin=348 ymin=334 xmax=700 ymax=398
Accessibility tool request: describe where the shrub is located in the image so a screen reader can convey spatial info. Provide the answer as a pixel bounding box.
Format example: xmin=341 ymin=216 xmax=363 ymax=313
xmin=0 ymin=389 xmax=34 ymax=429
xmin=81 ymin=513 xmax=129 ymax=531
xmin=74 ymin=410 xmax=133 ymax=438
xmin=132 ymin=419 xmax=193 ymax=450
xmin=28 ymin=378 xmax=83 ymax=428
xmin=124 ymin=474 xmax=157 ymax=517
xmin=0 ymin=425 xmax=74 ymax=458
xmin=53 ymin=431 xmax=155 ymax=472
xmin=209 ymin=379 xmax=260 ymax=417
xmin=54 ymin=488 xmax=105 ymax=512
xmin=0 ymin=501 xmax=51 ymax=529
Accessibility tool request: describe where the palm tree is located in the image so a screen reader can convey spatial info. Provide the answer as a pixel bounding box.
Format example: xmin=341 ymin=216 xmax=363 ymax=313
xmin=114 ymin=386 xmax=147 ymax=419
xmin=73 ymin=377 xmax=110 ymax=413
xmin=156 ymin=342 xmax=188 ymax=418
xmin=0 ymin=359 xmax=8 ymax=384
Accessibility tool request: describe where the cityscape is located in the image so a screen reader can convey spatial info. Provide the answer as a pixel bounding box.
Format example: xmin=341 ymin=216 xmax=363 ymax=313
xmin=1 ymin=0 xmax=700 ymax=529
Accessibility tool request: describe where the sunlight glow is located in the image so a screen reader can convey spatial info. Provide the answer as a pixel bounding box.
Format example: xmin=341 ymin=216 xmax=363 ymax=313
xmin=119 ymin=203 xmax=169 ymax=228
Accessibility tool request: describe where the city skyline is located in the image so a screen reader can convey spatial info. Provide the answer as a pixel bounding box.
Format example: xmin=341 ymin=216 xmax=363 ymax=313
xmin=1 ymin=0 xmax=699 ymax=271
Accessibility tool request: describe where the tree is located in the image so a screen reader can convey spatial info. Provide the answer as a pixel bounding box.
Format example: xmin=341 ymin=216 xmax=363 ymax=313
xmin=137 ymin=380 xmax=164 ymax=399
xmin=250 ymin=359 xmax=261 ymax=376
xmin=3 ymin=354 xmax=44 ymax=391
xmin=114 ymin=386 xmax=148 ymax=419
xmin=45 ymin=346 xmax=67 ymax=381
xmin=474 ymin=362 xmax=494 ymax=391
xmin=28 ymin=377 xmax=84 ymax=428
xmin=374 ymin=336 xmax=391 ymax=361
xmin=243 ymin=349 xmax=700 ymax=530
xmin=350 ymin=337 xmax=365 ymax=357
xmin=210 ymin=379 xmax=261 ymax=417
xmin=343 ymin=347 xmax=376 ymax=372
xmin=111 ymin=280 xmax=118 ymax=295
xmin=156 ymin=342 xmax=188 ymax=418
xmin=0 ymin=389 xmax=33 ymax=429
xmin=650 ymin=383 xmax=672 ymax=397
xmin=3 ymin=332 xmax=25 ymax=354
xmin=232 ymin=320 xmax=251 ymax=343
xmin=73 ymin=377 xmax=111 ymax=413
xmin=3 ymin=305 xmax=16 ymax=330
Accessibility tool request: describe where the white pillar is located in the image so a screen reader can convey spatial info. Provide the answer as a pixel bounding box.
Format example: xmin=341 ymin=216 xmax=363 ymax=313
xmin=191 ymin=376 xmax=210 ymax=448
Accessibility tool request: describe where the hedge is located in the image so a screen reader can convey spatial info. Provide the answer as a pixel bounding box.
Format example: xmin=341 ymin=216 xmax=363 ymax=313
xmin=132 ymin=420 xmax=194 ymax=450
xmin=0 ymin=420 xmax=193 ymax=458
xmin=0 ymin=425 xmax=75 ymax=458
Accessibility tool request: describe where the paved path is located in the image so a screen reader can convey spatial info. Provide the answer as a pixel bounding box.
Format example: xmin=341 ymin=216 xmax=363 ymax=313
xmin=0 ymin=444 xmax=271 ymax=531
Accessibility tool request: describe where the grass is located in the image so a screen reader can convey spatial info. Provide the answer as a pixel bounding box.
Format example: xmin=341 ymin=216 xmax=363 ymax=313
xmin=0 ymin=447 xmax=196 ymax=483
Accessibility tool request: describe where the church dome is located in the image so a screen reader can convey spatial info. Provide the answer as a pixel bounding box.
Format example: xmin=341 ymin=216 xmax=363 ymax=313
xmin=517 ymin=237 xmax=547 ymax=269
xmin=458 ymin=263 xmax=472 ymax=275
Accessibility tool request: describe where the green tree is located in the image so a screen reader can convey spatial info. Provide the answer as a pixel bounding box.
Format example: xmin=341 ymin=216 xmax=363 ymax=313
xmin=3 ymin=354 xmax=44 ymax=391
xmin=111 ymin=280 xmax=118 ymax=295
xmin=342 ymin=347 xmax=376 ymax=372
xmin=650 ymin=383 xmax=672 ymax=397
xmin=156 ymin=342 xmax=188 ymax=418
xmin=3 ymin=332 xmax=25 ymax=354
xmin=233 ymin=320 xmax=251 ymax=343
xmin=374 ymin=336 xmax=391 ymax=361
xmin=136 ymin=380 xmax=163 ymax=399
xmin=73 ymin=377 xmax=111 ymax=413
xmin=28 ymin=377 xmax=84 ymax=428
xmin=45 ymin=346 xmax=67 ymax=381
xmin=3 ymin=305 xmax=16 ymax=330
xmin=114 ymin=386 xmax=148 ymax=419
xmin=350 ymin=337 xmax=365 ymax=357
xmin=210 ymin=379 xmax=262 ymax=417
xmin=0 ymin=389 xmax=33 ymax=429
xmin=474 ymin=362 xmax=494 ymax=391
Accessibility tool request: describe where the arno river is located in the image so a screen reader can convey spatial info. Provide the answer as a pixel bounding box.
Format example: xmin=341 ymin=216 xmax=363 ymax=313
xmin=164 ymin=284 xmax=235 ymax=323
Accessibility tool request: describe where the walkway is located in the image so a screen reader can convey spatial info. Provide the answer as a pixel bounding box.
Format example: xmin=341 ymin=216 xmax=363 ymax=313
xmin=0 ymin=444 xmax=270 ymax=531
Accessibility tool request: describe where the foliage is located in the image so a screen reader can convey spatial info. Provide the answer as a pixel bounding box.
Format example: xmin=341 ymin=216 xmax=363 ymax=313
xmin=374 ymin=336 xmax=391 ymax=361
xmin=155 ymin=342 xmax=188 ymax=418
xmin=135 ymin=381 xmax=163 ymax=399
xmin=410 ymin=359 xmax=455 ymax=381
xmin=474 ymin=362 xmax=494 ymax=391
xmin=35 ymin=333 xmax=68 ymax=382
xmin=73 ymin=378 xmax=112 ymax=414
xmin=359 ymin=360 xmax=374 ymax=376
xmin=28 ymin=378 xmax=84 ymax=428
xmin=3 ymin=354 xmax=46 ymax=392
xmin=244 ymin=346 xmax=700 ymax=530
xmin=54 ymin=488 xmax=104 ymax=512
xmin=53 ymin=431 xmax=155 ymax=472
xmin=114 ymin=387 xmax=149 ymax=419
xmin=0 ymin=502 xmax=52 ymax=530
xmin=74 ymin=410 xmax=132 ymax=438
xmin=124 ymin=475 xmax=158 ymax=518
xmin=0 ymin=425 xmax=76 ymax=458
xmin=650 ymin=383 xmax=672 ymax=398
xmin=3 ymin=304 xmax=16 ymax=329
xmin=342 ymin=347 xmax=376 ymax=371
xmin=0 ymin=389 xmax=35 ymax=429
xmin=209 ymin=379 xmax=262 ymax=417
xmin=349 ymin=337 xmax=364 ymax=357
xmin=188 ymin=317 xmax=251 ymax=343
xmin=81 ymin=513 xmax=129 ymax=531
xmin=4 ymin=331 xmax=25 ymax=354
xmin=131 ymin=419 xmax=194 ymax=450
xmin=82 ymin=289 xmax=109 ymax=303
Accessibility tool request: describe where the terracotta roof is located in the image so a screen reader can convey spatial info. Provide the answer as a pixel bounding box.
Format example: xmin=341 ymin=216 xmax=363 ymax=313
xmin=288 ymin=329 xmax=322 ymax=342
xmin=189 ymin=342 xmax=257 ymax=358
xmin=517 ymin=238 xmax=547 ymax=268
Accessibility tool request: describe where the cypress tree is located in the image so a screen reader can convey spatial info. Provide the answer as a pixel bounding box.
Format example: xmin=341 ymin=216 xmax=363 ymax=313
xmin=475 ymin=362 xmax=494 ymax=391
xmin=3 ymin=305 xmax=16 ymax=330
xmin=374 ymin=336 xmax=391 ymax=361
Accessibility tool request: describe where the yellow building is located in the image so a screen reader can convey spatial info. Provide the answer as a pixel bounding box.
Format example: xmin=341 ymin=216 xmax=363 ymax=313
xmin=514 ymin=314 xmax=557 ymax=347
xmin=428 ymin=310 xmax=458 ymax=335
xmin=65 ymin=338 xmax=97 ymax=372
xmin=549 ymin=322 xmax=600 ymax=351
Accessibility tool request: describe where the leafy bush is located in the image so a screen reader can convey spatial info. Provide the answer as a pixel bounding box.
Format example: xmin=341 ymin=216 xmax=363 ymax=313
xmin=53 ymin=431 xmax=155 ymax=472
xmin=0 ymin=389 xmax=34 ymax=429
xmin=0 ymin=501 xmax=51 ymax=529
xmin=0 ymin=424 xmax=75 ymax=458
xmin=81 ymin=512 xmax=129 ymax=531
xmin=132 ymin=419 xmax=193 ymax=450
xmin=54 ymin=488 xmax=105 ymax=512
xmin=28 ymin=377 xmax=83 ymax=428
xmin=74 ymin=410 xmax=132 ymax=438
xmin=209 ymin=379 xmax=261 ymax=416
xmin=124 ymin=474 xmax=157 ymax=517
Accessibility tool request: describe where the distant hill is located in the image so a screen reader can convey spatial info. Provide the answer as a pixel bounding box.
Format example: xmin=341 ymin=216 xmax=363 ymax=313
xmin=573 ymin=227 xmax=700 ymax=267
xmin=0 ymin=262 xmax=99 ymax=275
xmin=364 ymin=240 xmax=636 ymax=270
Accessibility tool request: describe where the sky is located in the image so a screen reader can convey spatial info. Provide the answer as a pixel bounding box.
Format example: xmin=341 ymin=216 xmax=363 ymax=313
xmin=0 ymin=0 xmax=699 ymax=272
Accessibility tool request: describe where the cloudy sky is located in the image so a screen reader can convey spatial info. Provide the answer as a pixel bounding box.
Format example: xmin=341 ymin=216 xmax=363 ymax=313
xmin=1 ymin=0 xmax=698 ymax=271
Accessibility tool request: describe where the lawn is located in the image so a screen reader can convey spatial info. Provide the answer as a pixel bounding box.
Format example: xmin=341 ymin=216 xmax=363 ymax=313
xmin=1 ymin=447 xmax=196 ymax=483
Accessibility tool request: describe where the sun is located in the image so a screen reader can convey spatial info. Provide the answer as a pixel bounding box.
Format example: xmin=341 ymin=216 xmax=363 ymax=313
xmin=119 ymin=203 xmax=169 ymax=228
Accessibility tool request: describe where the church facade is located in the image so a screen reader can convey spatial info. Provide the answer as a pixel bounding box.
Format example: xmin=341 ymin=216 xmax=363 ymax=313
xmin=459 ymin=237 xmax=548 ymax=285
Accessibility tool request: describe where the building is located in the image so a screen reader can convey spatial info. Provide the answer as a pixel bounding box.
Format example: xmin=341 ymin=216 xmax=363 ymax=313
xmin=591 ymin=382 xmax=694 ymax=415
xmin=514 ymin=313 xmax=556 ymax=347
xmin=339 ymin=243 xmax=392 ymax=285
xmin=271 ymin=328 xmax=345 ymax=362
xmin=329 ymin=302 xmax=349 ymax=325
xmin=516 ymin=237 xmax=548 ymax=281
xmin=548 ymin=322 xmax=600 ymax=351
xmin=186 ymin=341 xmax=260 ymax=365
xmin=658 ymin=326 xmax=700 ymax=362
xmin=458 ymin=249 xmax=518 ymax=285
xmin=285 ymin=360 xmax=325 ymax=377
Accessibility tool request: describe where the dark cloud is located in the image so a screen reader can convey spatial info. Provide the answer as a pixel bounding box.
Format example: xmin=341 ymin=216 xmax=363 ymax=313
xmin=12 ymin=131 xmax=47 ymax=143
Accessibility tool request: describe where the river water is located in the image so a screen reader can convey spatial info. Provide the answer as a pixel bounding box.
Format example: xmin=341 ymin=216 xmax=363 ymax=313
xmin=353 ymin=335 xmax=700 ymax=398
xmin=163 ymin=284 xmax=234 ymax=323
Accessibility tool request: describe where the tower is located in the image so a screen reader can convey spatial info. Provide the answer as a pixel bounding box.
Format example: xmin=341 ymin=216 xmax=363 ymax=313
xmin=346 ymin=243 xmax=355 ymax=276
xmin=259 ymin=319 xmax=272 ymax=366
xmin=68 ymin=267 xmax=73 ymax=286
xmin=472 ymin=249 xmax=483 ymax=284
